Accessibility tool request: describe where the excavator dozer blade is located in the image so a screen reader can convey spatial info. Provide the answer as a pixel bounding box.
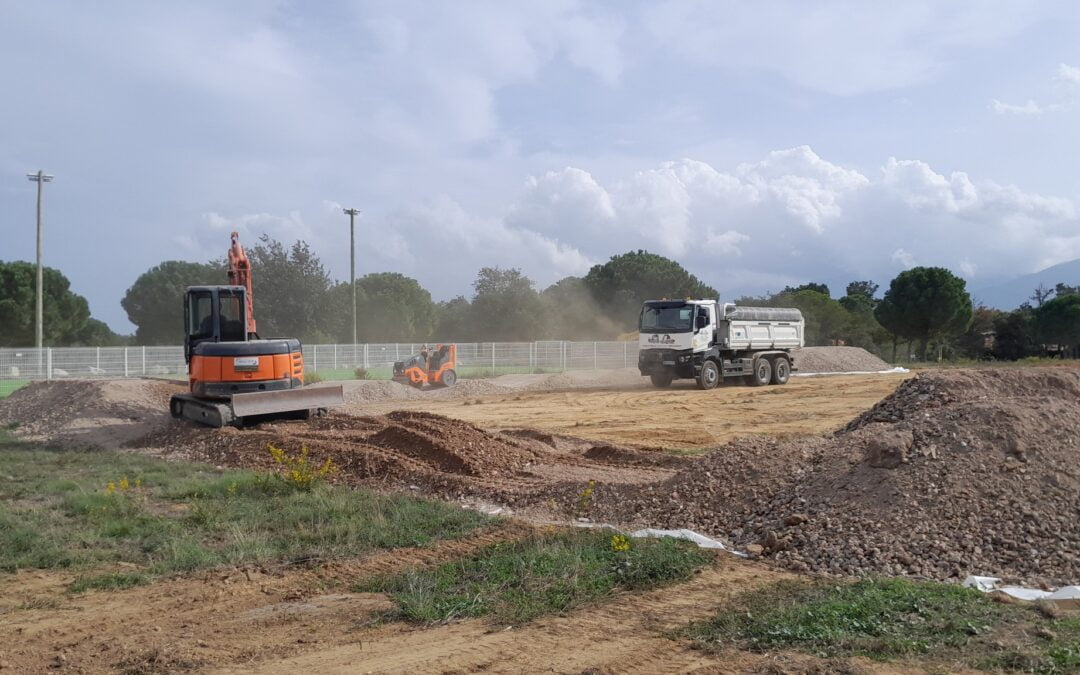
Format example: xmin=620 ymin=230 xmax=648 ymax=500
xmin=230 ymin=384 xmax=345 ymax=419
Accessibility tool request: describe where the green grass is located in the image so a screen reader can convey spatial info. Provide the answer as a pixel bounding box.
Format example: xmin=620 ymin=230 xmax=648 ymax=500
xmin=686 ymin=578 xmax=1080 ymax=673
xmin=359 ymin=529 xmax=712 ymax=625
xmin=0 ymin=379 xmax=28 ymax=398
xmin=0 ymin=431 xmax=491 ymax=589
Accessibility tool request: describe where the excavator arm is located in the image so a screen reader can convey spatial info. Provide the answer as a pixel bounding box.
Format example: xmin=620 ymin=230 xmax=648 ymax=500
xmin=227 ymin=231 xmax=257 ymax=335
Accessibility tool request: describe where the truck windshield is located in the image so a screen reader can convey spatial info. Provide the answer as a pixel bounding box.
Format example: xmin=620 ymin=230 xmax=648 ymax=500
xmin=640 ymin=304 xmax=693 ymax=332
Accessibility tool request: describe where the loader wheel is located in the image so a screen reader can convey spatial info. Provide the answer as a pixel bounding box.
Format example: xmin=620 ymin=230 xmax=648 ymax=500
xmin=697 ymin=360 xmax=720 ymax=390
xmin=650 ymin=372 xmax=673 ymax=388
xmin=750 ymin=357 xmax=772 ymax=387
xmin=441 ymin=369 xmax=457 ymax=387
xmin=771 ymin=356 xmax=790 ymax=385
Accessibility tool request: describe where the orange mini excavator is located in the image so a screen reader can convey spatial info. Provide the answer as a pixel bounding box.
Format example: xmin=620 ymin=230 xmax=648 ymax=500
xmin=169 ymin=232 xmax=344 ymax=427
xmin=392 ymin=343 xmax=457 ymax=388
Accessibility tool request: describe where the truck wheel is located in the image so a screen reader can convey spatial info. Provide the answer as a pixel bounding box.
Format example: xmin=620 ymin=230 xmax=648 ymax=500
xmin=650 ymin=372 xmax=673 ymax=388
xmin=750 ymin=357 xmax=772 ymax=387
xmin=771 ymin=357 xmax=790 ymax=385
xmin=697 ymin=360 xmax=720 ymax=390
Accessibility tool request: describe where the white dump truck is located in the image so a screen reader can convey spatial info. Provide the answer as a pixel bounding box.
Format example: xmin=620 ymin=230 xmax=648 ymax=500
xmin=637 ymin=299 xmax=804 ymax=389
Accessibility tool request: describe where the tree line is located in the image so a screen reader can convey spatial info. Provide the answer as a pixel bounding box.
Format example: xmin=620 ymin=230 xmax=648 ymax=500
xmin=2 ymin=235 xmax=1079 ymax=362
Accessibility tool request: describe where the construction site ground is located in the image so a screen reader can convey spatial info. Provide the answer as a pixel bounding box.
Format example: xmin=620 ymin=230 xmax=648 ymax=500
xmin=2 ymin=354 xmax=1079 ymax=673
xmin=345 ymin=372 xmax=905 ymax=450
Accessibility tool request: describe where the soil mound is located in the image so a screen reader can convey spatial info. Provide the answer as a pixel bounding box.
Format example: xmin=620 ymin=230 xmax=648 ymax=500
xmin=592 ymin=367 xmax=1080 ymax=586
xmin=0 ymin=379 xmax=181 ymax=447
xmin=792 ymin=346 xmax=891 ymax=373
xmin=132 ymin=411 xmax=682 ymax=505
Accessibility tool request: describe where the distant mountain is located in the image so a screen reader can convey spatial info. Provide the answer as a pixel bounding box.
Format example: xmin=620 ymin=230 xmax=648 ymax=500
xmin=972 ymin=259 xmax=1080 ymax=310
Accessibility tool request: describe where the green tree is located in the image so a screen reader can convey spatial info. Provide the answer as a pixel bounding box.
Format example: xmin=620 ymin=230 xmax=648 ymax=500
xmin=782 ymin=282 xmax=831 ymax=296
xmin=1035 ymin=294 xmax=1080 ymax=358
xmin=992 ymin=309 xmax=1035 ymax=360
xmin=0 ymin=261 xmax=92 ymax=347
xmin=540 ymin=277 xmax=623 ymax=340
xmin=773 ymin=289 xmax=850 ymax=346
xmin=584 ymin=250 xmax=717 ymax=330
xmin=74 ymin=319 xmax=127 ymax=347
xmin=469 ymin=267 xmax=544 ymax=341
xmin=845 ymin=280 xmax=879 ymax=300
xmin=121 ymin=260 xmax=221 ymax=345
xmin=323 ymin=272 xmax=437 ymax=342
xmin=874 ymin=267 xmax=973 ymax=361
xmin=957 ymin=306 xmax=1001 ymax=359
xmin=247 ymin=236 xmax=332 ymax=342
xmin=1054 ymin=282 xmax=1079 ymax=298
xmin=433 ymin=296 xmax=472 ymax=340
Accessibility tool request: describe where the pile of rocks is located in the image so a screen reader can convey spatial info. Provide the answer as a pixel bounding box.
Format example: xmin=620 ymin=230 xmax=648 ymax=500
xmin=593 ymin=368 xmax=1080 ymax=586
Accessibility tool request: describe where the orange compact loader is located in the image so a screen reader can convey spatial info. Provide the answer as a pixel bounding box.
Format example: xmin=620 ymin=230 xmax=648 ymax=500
xmin=168 ymin=232 xmax=344 ymax=427
xmin=392 ymin=343 xmax=457 ymax=388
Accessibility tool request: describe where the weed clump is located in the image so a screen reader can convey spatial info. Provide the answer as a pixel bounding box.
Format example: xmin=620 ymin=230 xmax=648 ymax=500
xmin=362 ymin=529 xmax=711 ymax=625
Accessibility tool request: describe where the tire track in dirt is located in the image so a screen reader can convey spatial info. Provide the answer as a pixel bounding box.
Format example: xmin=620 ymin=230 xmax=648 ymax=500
xmin=0 ymin=521 xmax=536 ymax=674
xmin=213 ymin=557 xmax=794 ymax=674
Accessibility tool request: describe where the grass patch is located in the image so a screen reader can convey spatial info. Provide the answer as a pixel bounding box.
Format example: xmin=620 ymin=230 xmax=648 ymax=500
xmin=360 ymin=529 xmax=712 ymax=625
xmin=0 ymin=379 xmax=27 ymax=398
xmin=69 ymin=571 xmax=151 ymax=593
xmin=0 ymin=430 xmax=491 ymax=589
xmin=686 ymin=578 xmax=1080 ymax=672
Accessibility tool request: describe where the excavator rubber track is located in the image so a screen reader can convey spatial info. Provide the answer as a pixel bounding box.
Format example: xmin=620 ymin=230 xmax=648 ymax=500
xmin=170 ymin=384 xmax=345 ymax=428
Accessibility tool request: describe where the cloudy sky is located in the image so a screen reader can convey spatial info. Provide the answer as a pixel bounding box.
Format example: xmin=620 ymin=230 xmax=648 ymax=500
xmin=2 ymin=1 xmax=1080 ymax=331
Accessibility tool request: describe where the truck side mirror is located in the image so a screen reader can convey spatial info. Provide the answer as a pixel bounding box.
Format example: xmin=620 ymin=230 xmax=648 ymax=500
xmin=696 ymin=315 xmax=708 ymax=330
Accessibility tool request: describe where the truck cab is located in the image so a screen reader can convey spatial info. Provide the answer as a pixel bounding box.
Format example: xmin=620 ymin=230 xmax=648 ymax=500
xmin=637 ymin=299 xmax=804 ymax=389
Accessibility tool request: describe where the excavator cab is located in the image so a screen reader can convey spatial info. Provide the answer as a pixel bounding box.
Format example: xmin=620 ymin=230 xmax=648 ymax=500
xmin=392 ymin=343 xmax=457 ymax=388
xmin=183 ymin=286 xmax=250 ymax=362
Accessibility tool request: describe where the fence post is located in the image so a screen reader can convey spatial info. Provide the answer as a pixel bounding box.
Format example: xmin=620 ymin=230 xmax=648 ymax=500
xmin=96 ymin=346 xmax=101 ymax=370
xmin=491 ymin=343 xmax=496 ymax=372
xmin=334 ymin=344 xmax=338 ymax=370
xmin=312 ymin=347 xmax=317 ymax=372
xmin=623 ymin=341 xmax=628 ymax=368
xmin=363 ymin=344 xmax=369 ymax=369
xmin=46 ymin=348 xmax=53 ymax=381
xmin=124 ymin=347 xmax=129 ymax=377
xmin=142 ymin=346 xmax=146 ymax=375
xmin=561 ymin=341 xmax=566 ymax=372
xmin=593 ymin=342 xmax=597 ymax=370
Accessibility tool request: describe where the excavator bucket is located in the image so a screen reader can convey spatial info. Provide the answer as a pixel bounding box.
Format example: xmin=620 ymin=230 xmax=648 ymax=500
xmin=230 ymin=384 xmax=345 ymax=419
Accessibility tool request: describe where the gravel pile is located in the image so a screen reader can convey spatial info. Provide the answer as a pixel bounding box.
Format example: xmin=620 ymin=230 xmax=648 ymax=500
xmin=791 ymin=346 xmax=891 ymax=373
xmin=590 ymin=368 xmax=1080 ymax=586
xmin=0 ymin=379 xmax=180 ymax=447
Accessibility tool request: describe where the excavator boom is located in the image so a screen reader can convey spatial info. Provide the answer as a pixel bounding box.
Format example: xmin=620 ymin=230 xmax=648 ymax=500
xmin=227 ymin=231 xmax=257 ymax=335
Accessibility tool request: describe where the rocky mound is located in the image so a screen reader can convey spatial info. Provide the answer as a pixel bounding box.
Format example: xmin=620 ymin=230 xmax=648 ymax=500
xmin=792 ymin=346 xmax=891 ymax=373
xmin=591 ymin=367 xmax=1080 ymax=586
xmin=0 ymin=379 xmax=181 ymax=446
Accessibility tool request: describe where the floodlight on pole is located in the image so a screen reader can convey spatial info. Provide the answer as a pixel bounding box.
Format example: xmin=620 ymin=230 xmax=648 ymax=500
xmin=27 ymin=170 xmax=54 ymax=372
xmin=343 ymin=208 xmax=361 ymax=347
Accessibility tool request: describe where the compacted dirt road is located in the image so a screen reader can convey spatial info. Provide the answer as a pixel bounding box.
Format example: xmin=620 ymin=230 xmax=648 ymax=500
xmin=351 ymin=373 xmax=909 ymax=449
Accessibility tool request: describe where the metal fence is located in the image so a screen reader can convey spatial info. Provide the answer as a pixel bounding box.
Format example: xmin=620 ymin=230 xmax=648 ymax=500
xmin=0 ymin=341 xmax=641 ymax=386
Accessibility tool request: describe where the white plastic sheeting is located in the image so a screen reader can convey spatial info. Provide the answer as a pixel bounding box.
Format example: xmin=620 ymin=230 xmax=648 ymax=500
xmin=963 ymin=576 xmax=1080 ymax=607
xmin=794 ymin=366 xmax=910 ymax=377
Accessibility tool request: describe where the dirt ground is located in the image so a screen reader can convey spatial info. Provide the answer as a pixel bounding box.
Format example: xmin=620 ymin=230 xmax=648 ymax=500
xmin=1 ymin=532 xmax=912 ymax=675
xmin=349 ymin=373 xmax=908 ymax=449
xmin=6 ymin=363 xmax=1079 ymax=673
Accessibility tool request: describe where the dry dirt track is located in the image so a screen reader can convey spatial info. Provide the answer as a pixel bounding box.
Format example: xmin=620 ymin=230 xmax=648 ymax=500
xmin=213 ymin=558 xmax=800 ymax=675
xmin=351 ymin=373 xmax=910 ymax=449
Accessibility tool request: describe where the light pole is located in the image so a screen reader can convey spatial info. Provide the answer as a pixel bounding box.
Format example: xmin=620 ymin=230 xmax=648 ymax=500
xmin=343 ymin=208 xmax=360 ymax=347
xmin=27 ymin=170 xmax=53 ymax=372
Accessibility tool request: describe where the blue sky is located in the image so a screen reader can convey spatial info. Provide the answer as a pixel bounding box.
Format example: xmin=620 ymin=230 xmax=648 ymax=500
xmin=2 ymin=1 xmax=1080 ymax=332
